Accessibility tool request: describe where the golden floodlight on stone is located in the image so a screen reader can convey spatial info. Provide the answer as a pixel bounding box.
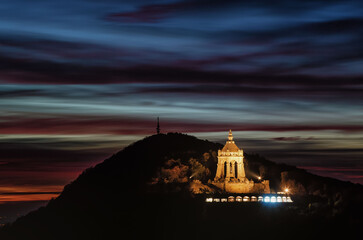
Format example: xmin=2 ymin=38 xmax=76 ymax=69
xmin=212 ymin=130 xmax=270 ymax=193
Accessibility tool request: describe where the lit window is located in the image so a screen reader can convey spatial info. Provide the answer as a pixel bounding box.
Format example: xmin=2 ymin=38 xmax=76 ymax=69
xmin=282 ymin=197 xmax=287 ymax=202
xmin=277 ymin=196 xmax=282 ymax=202
xmin=236 ymin=196 xmax=242 ymax=202
xmin=264 ymin=196 xmax=270 ymax=202
xmin=271 ymin=196 xmax=276 ymax=202
xmin=251 ymin=196 xmax=257 ymax=202
xmin=287 ymin=197 xmax=293 ymax=202
xmin=213 ymin=198 xmax=220 ymax=202
xmin=258 ymin=196 xmax=263 ymax=202
xmin=243 ymin=196 xmax=250 ymax=202
xmin=206 ymin=198 xmax=213 ymax=202
xmin=228 ymin=196 xmax=235 ymax=202
xmin=221 ymin=198 xmax=227 ymax=202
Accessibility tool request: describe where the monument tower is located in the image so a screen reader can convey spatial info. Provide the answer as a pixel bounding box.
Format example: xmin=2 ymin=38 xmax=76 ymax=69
xmin=214 ymin=130 xmax=246 ymax=181
xmin=212 ymin=130 xmax=270 ymax=193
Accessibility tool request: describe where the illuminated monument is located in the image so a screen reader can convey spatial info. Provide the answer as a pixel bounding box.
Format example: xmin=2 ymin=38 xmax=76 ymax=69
xmin=212 ymin=130 xmax=270 ymax=193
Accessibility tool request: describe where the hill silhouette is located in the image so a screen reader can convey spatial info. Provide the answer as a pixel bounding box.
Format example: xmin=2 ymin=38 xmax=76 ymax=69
xmin=0 ymin=133 xmax=362 ymax=240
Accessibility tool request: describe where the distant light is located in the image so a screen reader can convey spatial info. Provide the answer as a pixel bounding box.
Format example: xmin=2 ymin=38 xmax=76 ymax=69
xmin=258 ymin=176 xmax=261 ymax=180
xmin=285 ymin=188 xmax=289 ymax=193
xmin=228 ymin=196 xmax=235 ymax=202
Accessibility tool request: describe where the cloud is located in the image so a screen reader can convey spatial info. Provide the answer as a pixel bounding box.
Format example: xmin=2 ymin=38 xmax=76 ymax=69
xmin=0 ymin=89 xmax=43 ymax=98
xmin=0 ymin=35 xmax=133 ymax=65
xmin=0 ymin=193 xmax=60 ymax=203
xmin=0 ymin=142 xmax=116 ymax=190
xmin=1 ymin=115 xmax=363 ymax=135
xmin=298 ymin=166 xmax=363 ymax=183
xmin=297 ymin=18 xmax=363 ymax=35
xmin=0 ymin=116 xmax=156 ymax=135
xmin=271 ymin=137 xmax=302 ymax=141
xmin=106 ymin=2 xmax=187 ymax=23
xmin=1 ymin=54 xmax=362 ymax=101
xmin=0 ymin=192 xmax=61 ymax=195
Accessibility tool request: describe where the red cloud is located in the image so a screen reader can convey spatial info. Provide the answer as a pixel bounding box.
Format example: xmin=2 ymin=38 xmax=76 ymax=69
xmin=1 ymin=116 xmax=363 ymax=135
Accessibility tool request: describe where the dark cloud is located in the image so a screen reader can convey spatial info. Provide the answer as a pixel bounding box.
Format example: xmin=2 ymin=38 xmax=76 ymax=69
xmin=1 ymin=53 xmax=362 ymax=102
xmin=0 ymin=143 xmax=110 ymax=165
xmin=298 ymin=166 xmax=363 ymax=183
xmin=105 ymin=0 xmax=347 ymax=24
xmin=299 ymin=18 xmax=363 ymax=35
xmin=271 ymin=137 xmax=302 ymax=141
xmin=106 ymin=2 xmax=186 ymax=23
xmin=1 ymin=115 xmax=363 ymax=135
xmin=0 ymin=35 xmax=132 ymax=65
xmin=0 ymin=116 xmax=156 ymax=135
xmin=0 ymin=140 xmax=116 ymax=187
xmin=0 ymin=89 xmax=43 ymax=98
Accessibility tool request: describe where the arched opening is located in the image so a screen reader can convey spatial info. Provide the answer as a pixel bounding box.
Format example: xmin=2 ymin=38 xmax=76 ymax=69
xmin=243 ymin=196 xmax=250 ymax=202
xmin=236 ymin=196 xmax=242 ymax=202
xmin=223 ymin=162 xmax=227 ymax=177
xmin=235 ymin=162 xmax=238 ymax=178
xmin=230 ymin=162 xmax=233 ymax=174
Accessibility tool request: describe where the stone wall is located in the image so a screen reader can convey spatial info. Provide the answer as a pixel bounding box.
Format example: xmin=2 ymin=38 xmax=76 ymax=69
xmin=212 ymin=180 xmax=270 ymax=194
xmin=251 ymin=180 xmax=270 ymax=194
xmin=224 ymin=181 xmax=254 ymax=193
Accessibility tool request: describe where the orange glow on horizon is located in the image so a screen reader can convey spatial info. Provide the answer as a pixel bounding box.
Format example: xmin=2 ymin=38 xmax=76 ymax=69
xmin=0 ymin=185 xmax=62 ymax=203
xmin=0 ymin=194 xmax=60 ymax=203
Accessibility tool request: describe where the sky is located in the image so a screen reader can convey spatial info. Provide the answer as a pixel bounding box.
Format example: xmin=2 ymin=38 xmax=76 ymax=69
xmin=0 ymin=0 xmax=363 ymax=223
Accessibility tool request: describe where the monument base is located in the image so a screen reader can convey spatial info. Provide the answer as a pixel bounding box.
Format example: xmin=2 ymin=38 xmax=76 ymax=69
xmin=212 ymin=179 xmax=270 ymax=194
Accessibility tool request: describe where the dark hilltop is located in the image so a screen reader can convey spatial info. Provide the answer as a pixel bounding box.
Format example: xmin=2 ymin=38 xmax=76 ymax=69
xmin=0 ymin=133 xmax=362 ymax=240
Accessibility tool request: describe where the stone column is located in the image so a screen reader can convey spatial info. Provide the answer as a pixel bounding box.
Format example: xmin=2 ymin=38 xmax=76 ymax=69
xmin=215 ymin=163 xmax=223 ymax=180
xmin=237 ymin=161 xmax=246 ymax=180
xmin=226 ymin=161 xmax=231 ymax=180
xmin=231 ymin=161 xmax=235 ymax=179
